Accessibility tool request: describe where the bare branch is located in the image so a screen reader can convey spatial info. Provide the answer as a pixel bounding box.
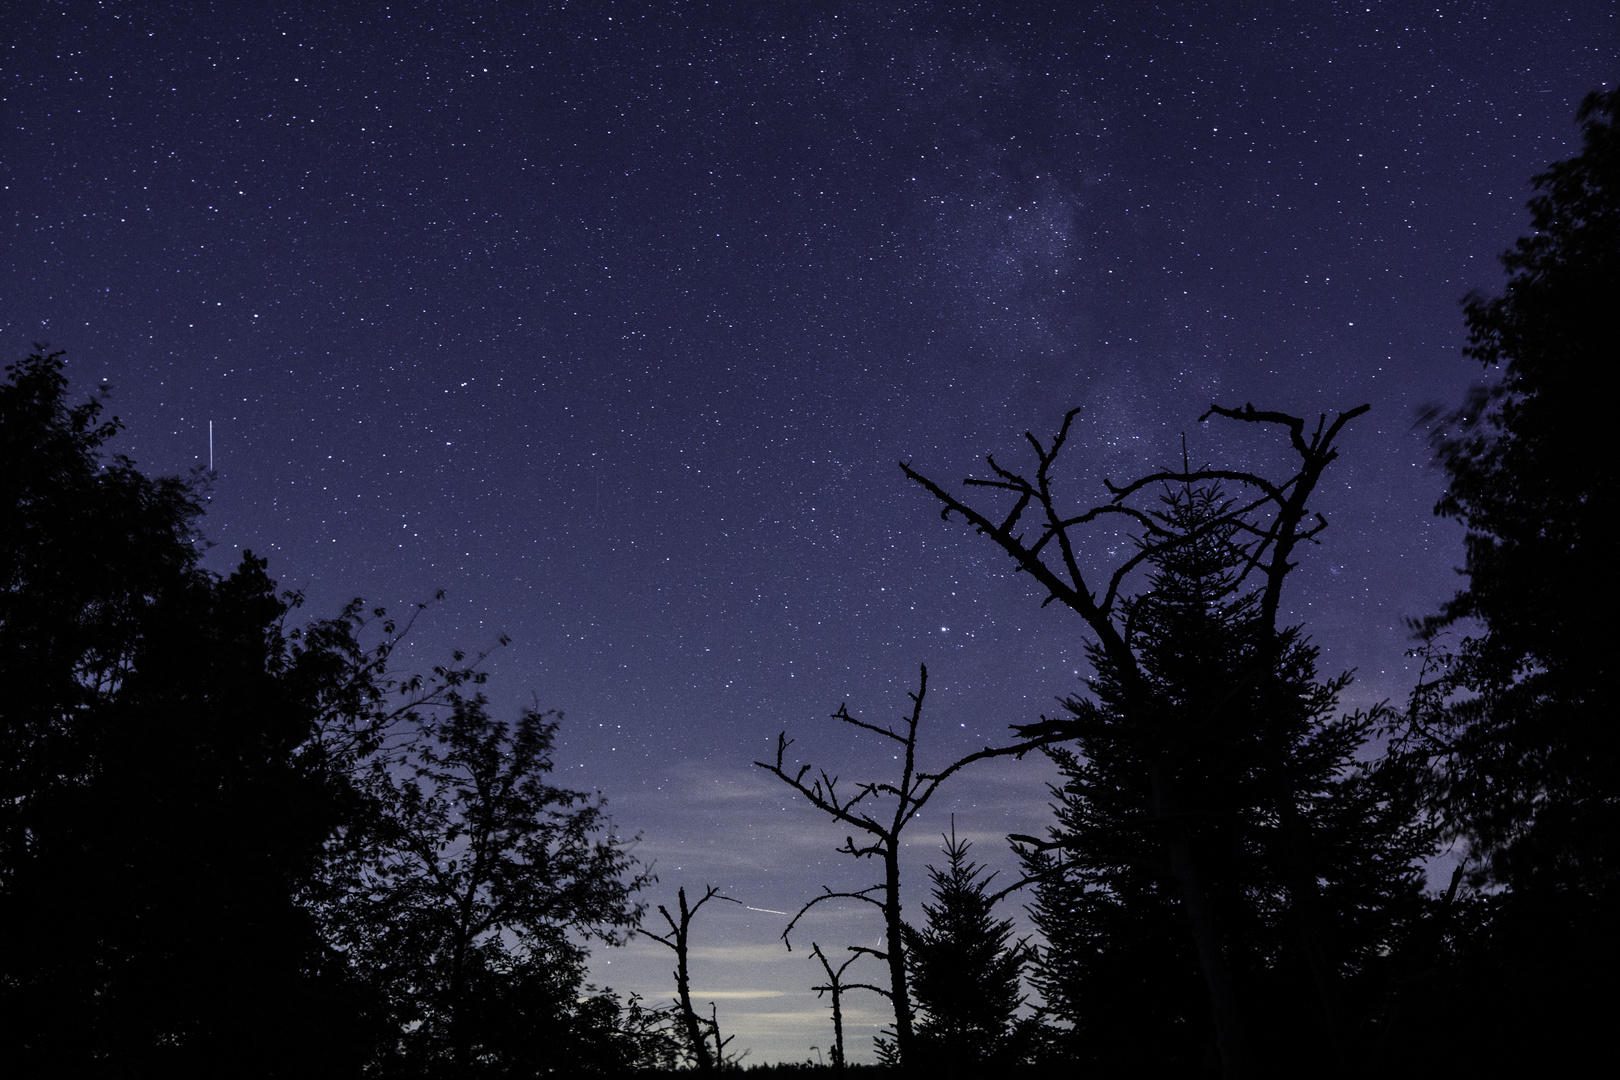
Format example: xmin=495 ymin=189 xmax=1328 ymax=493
xmin=758 ymin=663 xmax=1055 ymax=1063
xmin=829 ymin=703 xmax=908 ymax=744
xmin=901 ymin=458 xmax=1102 ymax=625
xmin=779 ymin=885 xmax=887 ymax=952
xmin=815 ymin=982 xmax=891 ymax=998
xmin=755 ymin=745 xmax=890 ymax=840
xmin=1103 ymin=466 xmax=1287 ymax=506
xmin=1200 ymin=401 xmax=1310 ymax=456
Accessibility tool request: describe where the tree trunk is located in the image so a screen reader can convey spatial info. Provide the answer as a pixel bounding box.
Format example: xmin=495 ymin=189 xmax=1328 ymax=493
xmin=672 ymin=895 xmax=714 ymax=1072
xmin=1150 ymin=758 xmax=1252 ymax=1079
xmin=447 ymin=900 xmax=475 ymax=1079
xmin=830 ymin=982 xmax=846 ymax=1070
xmin=882 ymin=845 xmax=915 ymax=1063
xmin=1277 ymin=801 xmax=1352 ymax=1075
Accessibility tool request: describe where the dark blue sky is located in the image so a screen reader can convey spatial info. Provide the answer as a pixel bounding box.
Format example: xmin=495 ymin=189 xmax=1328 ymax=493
xmin=6 ymin=1 xmax=1614 ymax=1062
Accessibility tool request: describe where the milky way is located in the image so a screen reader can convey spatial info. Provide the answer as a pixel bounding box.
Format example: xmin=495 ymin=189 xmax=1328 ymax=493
xmin=6 ymin=2 xmax=1614 ymax=1062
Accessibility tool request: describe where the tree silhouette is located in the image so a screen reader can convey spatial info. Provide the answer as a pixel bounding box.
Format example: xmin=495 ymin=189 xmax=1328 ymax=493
xmin=0 ymin=349 xmax=393 ymax=1075
xmin=903 ymin=402 xmax=1392 ymax=1077
xmin=323 ymin=694 xmax=651 ymax=1077
xmin=1418 ymin=84 xmax=1619 ymax=904
xmin=1397 ymin=84 xmax=1620 ymax=1075
xmin=903 ymin=822 xmax=1032 ymax=1075
xmin=636 ymin=884 xmax=743 ymax=1072
xmin=0 ymin=348 xmax=663 ymax=1075
xmin=1016 ymin=483 xmax=1434 ymax=1074
xmin=809 ymin=942 xmax=885 ymax=1071
xmin=756 ymin=665 xmax=1046 ymax=1066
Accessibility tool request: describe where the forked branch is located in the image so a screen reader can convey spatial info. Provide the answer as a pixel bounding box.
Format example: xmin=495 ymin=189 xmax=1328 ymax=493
xmin=902 ymin=401 xmax=1371 ymax=658
xmin=635 ymin=885 xmax=739 ymax=1073
xmin=756 ymin=664 xmax=1059 ymax=1066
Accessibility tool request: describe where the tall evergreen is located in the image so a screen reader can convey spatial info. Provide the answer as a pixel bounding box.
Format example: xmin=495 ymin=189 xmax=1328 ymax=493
xmin=1022 ymin=486 xmax=1434 ymax=1074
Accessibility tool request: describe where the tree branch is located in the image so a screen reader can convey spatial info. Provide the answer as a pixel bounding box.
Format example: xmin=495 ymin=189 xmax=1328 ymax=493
xmin=780 ymin=885 xmax=887 ymax=952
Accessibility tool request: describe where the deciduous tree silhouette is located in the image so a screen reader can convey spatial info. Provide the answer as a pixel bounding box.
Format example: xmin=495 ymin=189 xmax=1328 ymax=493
xmin=324 ymin=694 xmax=650 ymax=1078
xmin=903 ymin=403 xmax=1380 ymax=1078
xmin=1397 ymin=84 xmax=1620 ymax=1075
xmin=757 ymin=665 xmax=1045 ymax=1067
xmin=0 ymin=348 xmax=410 ymax=1075
xmin=0 ymin=348 xmax=660 ymax=1076
xmin=1417 ymin=83 xmax=1619 ymax=907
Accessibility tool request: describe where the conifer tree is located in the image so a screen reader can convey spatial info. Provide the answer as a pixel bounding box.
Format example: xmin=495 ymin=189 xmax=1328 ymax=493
xmin=1013 ymin=485 xmax=1434 ymax=1073
xmin=903 ymin=824 xmax=1030 ymax=1073
xmin=905 ymin=401 xmax=1383 ymax=1077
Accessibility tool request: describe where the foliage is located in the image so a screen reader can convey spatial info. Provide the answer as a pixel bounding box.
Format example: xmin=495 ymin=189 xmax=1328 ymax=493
xmin=1392 ymin=84 xmax=1620 ymax=1076
xmin=0 ymin=349 xmax=380 ymax=1075
xmin=1020 ymin=486 xmax=1435 ymax=1073
xmin=322 ymin=693 xmax=653 ymax=1077
xmin=1419 ymin=85 xmax=1619 ymax=894
xmin=1 ymin=349 xmax=660 ymax=1077
xmin=1 ymin=348 xmax=202 ymax=874
xmin=901 ymin=827 xmax=1031 ymax=1073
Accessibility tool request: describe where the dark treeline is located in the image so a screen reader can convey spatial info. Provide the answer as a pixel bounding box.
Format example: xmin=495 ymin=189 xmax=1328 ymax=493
xmin=3 ymin=89 xmax=1615 ymax=1078
xmin=0 ymin=347 xmax=674 ymax=1077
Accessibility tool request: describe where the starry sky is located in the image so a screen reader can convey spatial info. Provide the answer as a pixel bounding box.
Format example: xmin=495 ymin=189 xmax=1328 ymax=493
xmin=6 ymin=0 xmax=1615 ymax=1064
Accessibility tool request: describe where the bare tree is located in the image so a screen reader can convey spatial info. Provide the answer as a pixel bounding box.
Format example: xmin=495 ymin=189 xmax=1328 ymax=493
xmin=635 ymin=885 xmax=739 ymax=1072
xmin=757 ymin=665 xmax=1045 ymax=1065
xmin=901 ymin=402 xmax=1369 ymax=1079
xmin=706 ymin=1000 xmax=738 ymax=1070
xmin=809 ymin=942 xmax=887 ymax=1071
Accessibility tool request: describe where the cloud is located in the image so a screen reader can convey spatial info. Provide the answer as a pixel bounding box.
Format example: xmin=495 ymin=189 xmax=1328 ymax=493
xmin=686 ymin=943 xmax=794 ymax=964
xmin=689 ymin=989 xmax=785 ymax=999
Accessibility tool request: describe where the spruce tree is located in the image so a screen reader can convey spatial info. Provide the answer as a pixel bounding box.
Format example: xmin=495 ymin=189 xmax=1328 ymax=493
xmin=903 ymin=824 xmax=1030 ymax=1072
xmin=1021 ymin=485 xmax=1434 ymax=1073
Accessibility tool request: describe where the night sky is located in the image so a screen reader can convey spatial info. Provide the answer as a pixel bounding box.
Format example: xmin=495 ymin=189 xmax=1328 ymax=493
xmin=6 ymin=1 xmax=1615 ymax=1063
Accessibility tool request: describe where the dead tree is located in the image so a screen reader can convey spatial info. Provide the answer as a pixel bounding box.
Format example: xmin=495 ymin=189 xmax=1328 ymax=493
xmin=901 ymin=402 xmax=1369 ymax=1079
xmin=635 ymin=885 xmax=739 ymax=1072
xmin=810 ymin=942 xmax=887 ymax=1070
xmin=757 ymin=665 xmax=1047 ymax=1066
xmin=706 ymin=1001 xmax=738 ymax=1070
